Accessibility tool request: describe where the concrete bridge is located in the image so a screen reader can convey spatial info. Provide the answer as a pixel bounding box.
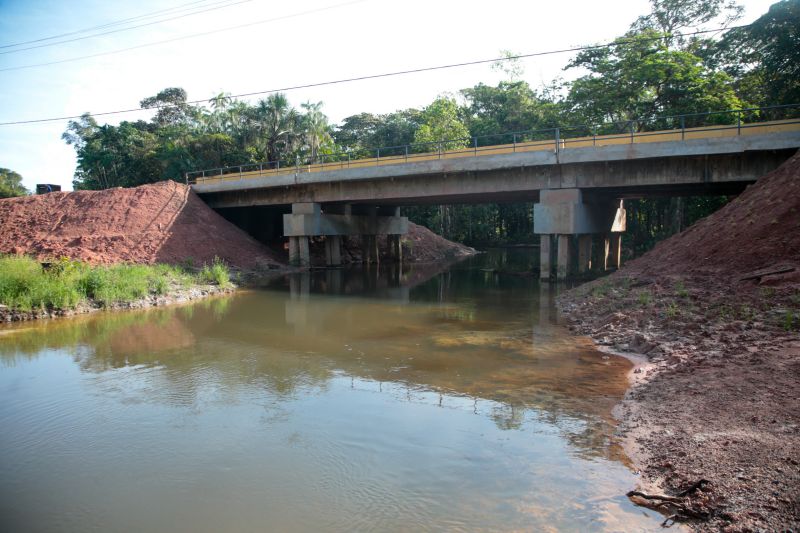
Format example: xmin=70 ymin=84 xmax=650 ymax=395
xmin=190 ymin=114 xmax=800 ymax=278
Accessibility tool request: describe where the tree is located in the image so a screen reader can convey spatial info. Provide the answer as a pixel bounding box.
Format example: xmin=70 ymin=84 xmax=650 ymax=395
xmin=413 ymin=96 xmax=470 ymax=151
xmin=0 ymin=168 xmax=29 ymax=198
xmin=300 ymin=101 xmax=333 ymax=162
xmin=461 ymin=80 xmax=560 ymax=142
xmin=716 ymin=0 xmax=800 ymax=107
xmin=140 ymin=87 xmax=194 ymax=127
xmin=565 ymin=30 xmax=741 ymax=128
xmin=633 ymin=0 xmax=743 ymax=44
xmin=250 ymin=93 xmax=301 ymax=163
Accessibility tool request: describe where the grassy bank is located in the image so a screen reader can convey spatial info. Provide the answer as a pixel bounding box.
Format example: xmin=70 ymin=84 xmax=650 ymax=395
xmin=0 ymin=255 xmax=232 ymax=312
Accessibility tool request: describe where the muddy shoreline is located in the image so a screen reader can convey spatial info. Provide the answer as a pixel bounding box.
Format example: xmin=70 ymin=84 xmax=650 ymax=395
xmin=558 ymin=275 xmax=800 ymax=531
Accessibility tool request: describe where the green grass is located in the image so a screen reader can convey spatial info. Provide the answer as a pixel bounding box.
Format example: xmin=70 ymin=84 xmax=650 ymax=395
xmin=198 ymin=257 xmax=231 ymax=288
xmin=637 ymin=291 xmax=652 ymax=306
xmin=0 ymin=255 xmax=232 ymax=312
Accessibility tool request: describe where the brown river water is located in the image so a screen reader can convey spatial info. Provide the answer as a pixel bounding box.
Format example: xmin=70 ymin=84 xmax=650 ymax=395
xmin=0 ymin=251 xmax=665 ymax=532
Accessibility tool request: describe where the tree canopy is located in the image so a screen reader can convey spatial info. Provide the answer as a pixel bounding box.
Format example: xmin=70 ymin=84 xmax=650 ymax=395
xmin=0 ymin=168 xmax=29 ymax=198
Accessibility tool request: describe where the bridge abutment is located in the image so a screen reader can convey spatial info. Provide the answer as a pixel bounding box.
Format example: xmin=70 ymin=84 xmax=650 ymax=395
xmin=283 ymin=202 xmax=408 ymax=267
xmin=534 ymin=190 xmax=626 ymax=280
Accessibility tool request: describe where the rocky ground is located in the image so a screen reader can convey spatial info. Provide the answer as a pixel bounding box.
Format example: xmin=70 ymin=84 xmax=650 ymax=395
xmin=558 ymin=152 xmax=800 ymax=531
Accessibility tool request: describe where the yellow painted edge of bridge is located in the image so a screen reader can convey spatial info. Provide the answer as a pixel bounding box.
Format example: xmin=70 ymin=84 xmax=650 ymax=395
xmin=194 ymin=119 xmax=800 ymax=185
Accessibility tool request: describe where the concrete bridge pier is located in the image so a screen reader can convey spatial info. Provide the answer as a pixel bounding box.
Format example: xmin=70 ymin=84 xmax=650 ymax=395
xmin=289 ymin=236 xmax=311 ymax=267
xmin=534 ymin=190 xmax=626 ymax=280
xmin=283 ymin=202 xmax=408 ymax=268
xmin=324 ymin=236 xmax=342 ymax=266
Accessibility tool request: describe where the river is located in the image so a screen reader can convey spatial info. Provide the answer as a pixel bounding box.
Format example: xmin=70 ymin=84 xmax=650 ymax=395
xmin=0 ymin=250 xmax=664 ymax=532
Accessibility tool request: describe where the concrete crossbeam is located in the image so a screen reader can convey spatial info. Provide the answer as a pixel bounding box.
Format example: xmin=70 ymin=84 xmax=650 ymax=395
xmin=283 ymin=212 xmax=408 ymax=237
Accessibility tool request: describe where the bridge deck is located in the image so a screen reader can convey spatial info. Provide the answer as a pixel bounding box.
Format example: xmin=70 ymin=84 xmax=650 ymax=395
xmin=191 ymin=119 xmax=800 ymax=186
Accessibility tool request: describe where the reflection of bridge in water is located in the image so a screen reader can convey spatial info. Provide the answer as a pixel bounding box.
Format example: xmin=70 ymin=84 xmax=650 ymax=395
xmin=0 ymin=259 xmax=624 ymax=459
xmin=191 ymin=105 xmax=800 ymax=278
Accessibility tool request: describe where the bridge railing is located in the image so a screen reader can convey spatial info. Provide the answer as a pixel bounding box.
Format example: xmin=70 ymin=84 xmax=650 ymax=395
xmin=186 ymin=103 xmax=800 ymax=185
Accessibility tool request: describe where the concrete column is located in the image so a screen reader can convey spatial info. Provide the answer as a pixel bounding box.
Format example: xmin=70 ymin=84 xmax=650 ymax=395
xmin=578 ymin=234 xmax=592 ymax=274
xmin=539 ymin=234 xmax=551 ymax=281
xmin=609 ymin=233 xmax=622 ymax=269
xmin=289 ymin=237 xmax=299 ymax=265
xmin=557 ymin=234 xmax=571 ymax=280
xmin=325 ymin=235 xmax=342 ymax=266
xmin=387 ymin=235 xmax=402 ymax=263
xmin=289 ymin=236 xmax=310 ymax=267
xmin=362 ymin=235 xmax=379 ymax=264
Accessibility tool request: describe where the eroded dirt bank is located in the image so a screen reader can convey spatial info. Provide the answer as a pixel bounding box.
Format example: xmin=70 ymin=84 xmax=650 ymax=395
xmin=559 ymin=153 xmax=800 ymax=531
xmin=0 ymin=181 xmax=284 ymax=270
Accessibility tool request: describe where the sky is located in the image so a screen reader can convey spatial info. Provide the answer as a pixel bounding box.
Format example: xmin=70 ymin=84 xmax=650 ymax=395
xmin=0 ymin=0 xmax=776 ymax=191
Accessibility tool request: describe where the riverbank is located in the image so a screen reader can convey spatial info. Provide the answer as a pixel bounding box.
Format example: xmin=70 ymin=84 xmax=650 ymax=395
xmin=560 ymin=275 xmax=799 ymax=530
xmin=0 ymin=256 xmax=237 ymax=323
xmin=558 ymin=152 xmax=800 ymax=531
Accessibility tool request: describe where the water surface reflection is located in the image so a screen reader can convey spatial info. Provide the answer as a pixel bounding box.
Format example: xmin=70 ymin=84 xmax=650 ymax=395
xmin=0 ymin=252 xmax=662 ymax=532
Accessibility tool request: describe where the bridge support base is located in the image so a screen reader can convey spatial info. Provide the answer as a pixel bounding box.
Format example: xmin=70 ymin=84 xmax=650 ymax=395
xmin=535 ymin=189 xmax=626 ymax=280
xmin=284 ymin=202 xmax=408 ymax=268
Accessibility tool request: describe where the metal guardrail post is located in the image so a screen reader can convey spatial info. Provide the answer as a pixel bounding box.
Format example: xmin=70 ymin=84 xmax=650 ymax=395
xmin=513 ymin=134 xmax=517 ymax=152
xmin=593 ymin=127 xmax=597 ymax=147
xmin=554 ymin=128 xmax=560 ymax=154
xmin=737 ymin=111 xmax=742 ymax=135
xmin=630 ymin=121 xmax=635 ymax=143
xmin=681 ymin=116 xmax=685 ymax=140
xmin=405 ymin=146 xmax=408 ymax=162
xmin=473 ymin=137 xmax=477 ymax=156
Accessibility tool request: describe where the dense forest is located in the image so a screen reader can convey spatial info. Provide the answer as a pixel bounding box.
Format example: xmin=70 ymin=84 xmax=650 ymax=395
xmin=61 ymin=0 xmax=799 ymax=254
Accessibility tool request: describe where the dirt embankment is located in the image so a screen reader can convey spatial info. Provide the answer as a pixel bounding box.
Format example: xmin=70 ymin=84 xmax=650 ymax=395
xmin=0 ymin=181 xmax=475 ymax=270
xmin=559 ymin=152 xmax=800 ymax=531
xmin=331 ymin=222 xmax=477 ymax=264
xmin=0 ymin=181 xmax=284 ymax=270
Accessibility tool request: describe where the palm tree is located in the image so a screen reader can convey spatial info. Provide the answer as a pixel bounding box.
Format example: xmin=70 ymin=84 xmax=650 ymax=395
xmin=301 ymin=100 xmax=333 ymax=163
xmin=250 ymin=93 xmax=300 ymax=164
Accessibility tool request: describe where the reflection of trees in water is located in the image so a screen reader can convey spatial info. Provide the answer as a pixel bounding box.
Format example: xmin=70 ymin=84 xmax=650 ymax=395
xmin=0 ymin=259 xmax=630 ymax=462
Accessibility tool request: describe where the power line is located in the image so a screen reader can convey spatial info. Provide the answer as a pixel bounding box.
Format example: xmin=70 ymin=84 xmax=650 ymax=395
xmin=0 ymin=0 xmax=367 ymax=72
xmin=0 ymin=26 xmax=747 ymax=127
xmin=0 ymin=0 xmax=226 ymax=49
xmin=0 ymin=0 xmax=256 ymax=55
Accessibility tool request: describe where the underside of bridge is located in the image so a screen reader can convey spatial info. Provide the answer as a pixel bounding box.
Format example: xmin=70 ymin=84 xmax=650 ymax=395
xmin=195 ymin=136 xmax=798 ymax=276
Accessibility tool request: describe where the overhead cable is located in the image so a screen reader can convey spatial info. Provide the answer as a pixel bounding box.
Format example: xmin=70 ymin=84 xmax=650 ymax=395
xmin=0 ymin=26 xmax=746 ymax=126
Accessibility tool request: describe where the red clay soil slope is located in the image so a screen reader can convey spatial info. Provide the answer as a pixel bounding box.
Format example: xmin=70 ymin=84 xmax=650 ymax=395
xmin=624 ymin=150 xmax=800 ymax=282
xmin=559 ymin=151 xmax=800 ymax=531
xmin=0 ymin=181 xmax=283 ymax=270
